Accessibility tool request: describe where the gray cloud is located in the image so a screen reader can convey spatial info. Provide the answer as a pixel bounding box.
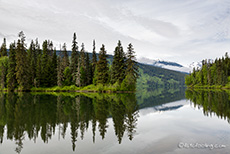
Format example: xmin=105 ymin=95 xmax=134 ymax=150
xmin=0 ymin=0 xmax=230 ymax=66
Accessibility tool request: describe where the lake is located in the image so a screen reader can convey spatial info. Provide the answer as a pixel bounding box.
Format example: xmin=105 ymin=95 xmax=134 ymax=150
xmin=0 ymin=88 xmax=230 ymax=154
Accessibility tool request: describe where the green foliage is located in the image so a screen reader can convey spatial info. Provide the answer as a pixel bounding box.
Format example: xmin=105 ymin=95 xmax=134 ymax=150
xmin=96 ymin=44 xmax=109 ymax=85
xmin=70 ymin=32 xmax=79 ymax=83
xmin=0 ymin=38 xmax=7 ymax=57
xmin=63 ymin=67 xmax=72 ymax=86
xmin=15 ymin=31 xmax=30 ymax=91
xmin=0 ymin=56 xmax=9 ymax=89
xmin=111 ymin=40 xmax=126 ymax=84
xmin=186 ymin=52 xmax=230 ymax=88
xmin=92 ymin=40 xmax=97 ymax=77
xmin=7 ymin=43 xmax=17 ymax=91
xmin=1 ymin=31 xmax=178 ymax=92
xmin=121 ymin=74 xmax=136 ymax=91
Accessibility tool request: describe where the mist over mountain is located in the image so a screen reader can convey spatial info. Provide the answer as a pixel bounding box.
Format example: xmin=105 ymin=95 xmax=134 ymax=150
xmin=137 ymin=57 xmax=190 ymax=73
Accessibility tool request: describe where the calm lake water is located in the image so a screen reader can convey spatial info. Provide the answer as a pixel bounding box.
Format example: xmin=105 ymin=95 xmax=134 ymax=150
xmin=0 ymin=89 xmax=230 ymax=154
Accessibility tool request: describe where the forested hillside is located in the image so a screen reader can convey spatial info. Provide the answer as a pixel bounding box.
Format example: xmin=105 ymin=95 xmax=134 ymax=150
xmin=137 ymin=63 xmax=185 ymax=90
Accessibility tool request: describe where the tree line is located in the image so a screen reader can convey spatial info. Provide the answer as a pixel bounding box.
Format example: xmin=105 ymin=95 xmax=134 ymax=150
xmin=185 ymin=52 xmax=230 ymax=87
xmin=0 ymin=31 xmax=138 ymax=91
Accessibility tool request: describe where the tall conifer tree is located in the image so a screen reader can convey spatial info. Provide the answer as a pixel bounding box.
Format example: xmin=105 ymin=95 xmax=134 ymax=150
xmin=15 ymin=31 xmax=30 ymax=90
xmin=0 ymin=38 xmax=7 ymax=57
xmin=92 ymin=40 xmax=97 ymax=76
xmin=121 ymin=43 xmax=138 ymax=91
xmin=7 ymin=42 xmax=17 ymax=91
xmin=70 ymin=33 xmax=79 ymax=80
xmin=111 ymin=40 xmax=125 ymax=84
xmin=96 ymin=44 xmax=109 ymax=85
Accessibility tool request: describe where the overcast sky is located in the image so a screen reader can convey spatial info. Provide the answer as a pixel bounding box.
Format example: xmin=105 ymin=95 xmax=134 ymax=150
xmin=0 ymin=0 xmax=230 ymax=66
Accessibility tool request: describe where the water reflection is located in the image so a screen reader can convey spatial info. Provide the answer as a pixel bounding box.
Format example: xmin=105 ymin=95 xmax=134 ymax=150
xmin=0 ymin=93 xmax=138 ymax=153
xmin=185 ymin=90 xmax=230 ymax=123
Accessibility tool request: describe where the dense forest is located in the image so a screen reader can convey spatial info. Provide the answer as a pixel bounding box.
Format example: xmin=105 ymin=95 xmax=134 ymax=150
xmin=0 ymin=31 xmax=138 ymax=92
xmin=185 ymin=53 xmax=230 ymax=88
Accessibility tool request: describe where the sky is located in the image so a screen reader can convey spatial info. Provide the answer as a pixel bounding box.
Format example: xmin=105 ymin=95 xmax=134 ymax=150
xmin=0 ymin=0 xmax=230 ymax=66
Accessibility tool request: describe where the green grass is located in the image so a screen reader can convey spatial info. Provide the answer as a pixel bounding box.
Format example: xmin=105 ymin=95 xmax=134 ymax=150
xmin=2 ymin=84 xmax=135 ymax=93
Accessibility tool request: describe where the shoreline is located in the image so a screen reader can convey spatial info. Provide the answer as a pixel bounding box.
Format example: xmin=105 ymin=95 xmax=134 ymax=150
xmin=0 ymin=85 xmax=136 ymax=93
xmin=186 ymin=85 xmax=230 ymax=90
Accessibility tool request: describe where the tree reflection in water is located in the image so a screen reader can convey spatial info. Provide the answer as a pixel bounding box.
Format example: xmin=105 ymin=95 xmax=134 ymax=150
xmin=186 ymin=90 xmax=230 ymax=123
xmin=0 ymin=93 xmax=138 ymax=153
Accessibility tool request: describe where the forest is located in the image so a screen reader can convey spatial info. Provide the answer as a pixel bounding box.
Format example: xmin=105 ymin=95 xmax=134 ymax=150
xmin=185 ymin=53 xmax=230 ymax=88
xmin=0 ymin=31 xmax=138 ymax=92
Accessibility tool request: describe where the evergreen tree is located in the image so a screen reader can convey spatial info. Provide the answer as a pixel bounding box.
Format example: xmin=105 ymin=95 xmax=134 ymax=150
xmin=41 ymin=40 xmax=49 ymax=87
xmin=50 ymin=49 xmax=57 ymax=86
xmin=0 ymin=38 xmax=7 ymax=57
xmin=35 ymin=41 xmax=42 ymax=88
xmin=62 ymin=43 xmax=69 ymax=68
xmin=70 ymin=32 xmax=79 ymax=82
xmin=121 ymin=43 xmax=138 ymax=91
xmin=85 ymin=53 xmax=92 ymax=85
xmin=63 ymin=66 xmax=72 ymax=86
xmin=96 ymin=44 xmax=109 ymax=85
xmin=27 ymin=40 xmax=36 ymax=86
xmin=92 ymin=40 xmax=97 ymax=77
xmin=7 ymin=42 xmax=17 ymax=91
xmin=57 ymin=56 xmax=64 ymax=87
xmin=79 ymin=43 xmax=86 ymax=86
xmin=111 ymin=40 xmax=126 ymax=84
xmin=15 ymin=31 xmax=30 ymax=90
xmin=0 ymin=56 xmax=8 ymax=89
xmin=76 ymin=60 xmax=81 ymax=87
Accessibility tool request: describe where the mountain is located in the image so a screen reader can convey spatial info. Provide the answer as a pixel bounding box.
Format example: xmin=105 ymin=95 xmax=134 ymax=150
xmin=137 ymin=57 xmax=190 ymax=73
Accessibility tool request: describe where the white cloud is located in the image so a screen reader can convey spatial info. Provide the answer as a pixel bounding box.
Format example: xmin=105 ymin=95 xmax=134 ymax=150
xmin=0 ymin=0 xmax=230 ymax=66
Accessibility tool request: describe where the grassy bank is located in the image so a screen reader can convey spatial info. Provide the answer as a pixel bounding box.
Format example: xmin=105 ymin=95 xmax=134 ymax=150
xmin=0 ymin=84 xmax=135 ymax=93
xmin=187 ymin=84 xmax=230 ymax=90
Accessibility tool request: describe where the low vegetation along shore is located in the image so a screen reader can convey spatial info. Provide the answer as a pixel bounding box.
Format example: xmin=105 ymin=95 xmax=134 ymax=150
xmin=185 ymin=52 xmax=230 ymax=90
xmin=1 ymin=84 xmax=135 ymax=93
xmin=0 ymin=31 xmax=138 ymax=93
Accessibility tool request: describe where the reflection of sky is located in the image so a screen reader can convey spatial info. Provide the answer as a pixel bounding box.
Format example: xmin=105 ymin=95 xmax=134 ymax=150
xmin=1 ymin=100 xmax=230 ymax=154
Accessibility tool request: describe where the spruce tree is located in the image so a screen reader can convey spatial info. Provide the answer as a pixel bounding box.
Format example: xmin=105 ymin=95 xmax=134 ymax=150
xmin=76 ymin=60 xmax=81 ymax=87
xmin=35 ymin=41 xmax=42 ymax=88
xmin=41 ymin=40 xmax=49 ymax=87
xmin=111 ymin=40 xmax=125 ymax=84
xmin=7 ymin=42 xmax=17 ymax=91
xmin=70 ymin=32 xmax=79 ymax=82
xmin=62 ymin=43 xmax=69 ymax=68
xmin=85 ymin=53 xmax=92 ymax=85
xmin=121 ymin=43 xmax=138 ymax=91
xmin=0 ymin=38 xmax=7 ymax=57
xmin=57 ymin=56 xmax=64 ymax=87
xmin=0 ymin=56 xmax=8 ymax=89
xmin=79 ymin=43 xmax=86 ymax=86
xmin=50 ymin=49 xmax=58 ymax=86
xmin=92 ymin=40 xmax=97 ymax=76
xmin=15 ymin=31 xmax=30 ymax=90
xmin=96 ymin=44 xmax=109 ymax=85
xmin=27 ymin=40 xmax=36 ymax=86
